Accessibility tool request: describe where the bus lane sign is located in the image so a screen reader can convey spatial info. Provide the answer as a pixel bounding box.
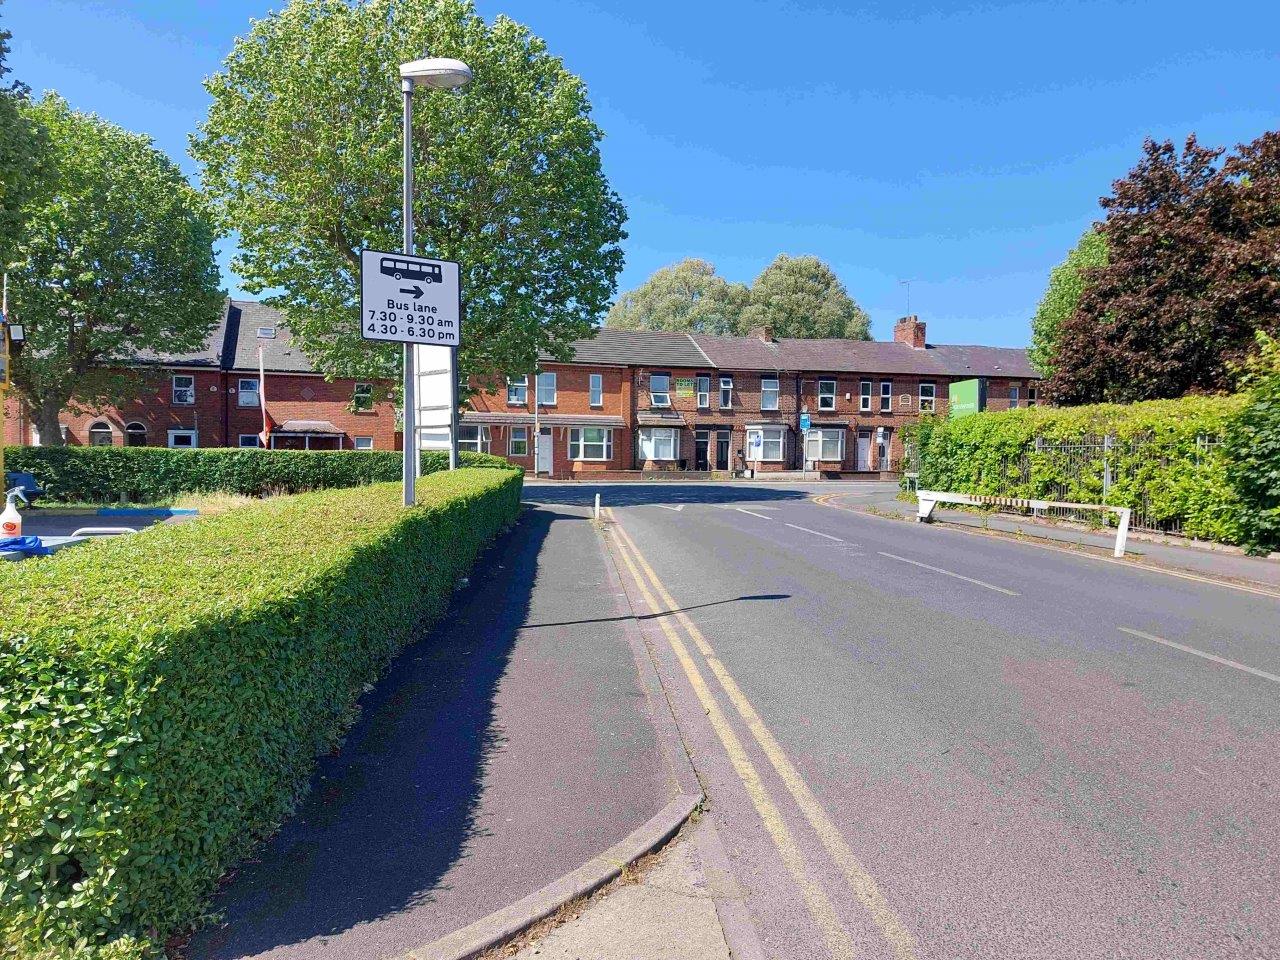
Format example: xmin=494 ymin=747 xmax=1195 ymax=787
xmin=360 ymin=248 xmax=462 ymax=347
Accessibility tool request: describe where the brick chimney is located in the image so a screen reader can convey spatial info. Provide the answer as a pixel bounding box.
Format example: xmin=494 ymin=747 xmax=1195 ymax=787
xmin=893 ymin=315 xmax=926 ymax=349
xmin=748 ymin=325 xmax=775 ymax=343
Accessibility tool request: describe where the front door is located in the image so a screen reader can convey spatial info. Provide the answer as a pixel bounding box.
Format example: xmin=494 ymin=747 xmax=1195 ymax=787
xmin=856 ymin=430 xmax=872 ymax=471
xmin=715 ymin=431 xmax=731 ymax=471
xmin=694 ymin=430 xmax=710 ymax=471
xmin=537 ymin=427 xmax=553 ymax=474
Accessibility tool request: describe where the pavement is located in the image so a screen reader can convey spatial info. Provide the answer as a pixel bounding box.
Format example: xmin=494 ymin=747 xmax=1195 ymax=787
xmin=523 ymin=480 xmax=1280 ymax=960
xmin=190 ymin=502 xmax=674 ymax=960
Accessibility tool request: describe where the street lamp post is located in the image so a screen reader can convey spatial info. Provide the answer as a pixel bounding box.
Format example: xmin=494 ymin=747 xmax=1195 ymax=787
xmin=398 ymin=55 xmax=471 ymax=506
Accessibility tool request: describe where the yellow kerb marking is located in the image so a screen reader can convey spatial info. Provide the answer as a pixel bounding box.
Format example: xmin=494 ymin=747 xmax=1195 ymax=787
xmin=611 ymin=515 xmax=920 ymax=960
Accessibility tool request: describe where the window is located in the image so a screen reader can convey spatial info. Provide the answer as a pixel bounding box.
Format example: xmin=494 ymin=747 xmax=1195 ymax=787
xmin=649 ymin=373 xmax=671 ymax=407
xmin=353 ymin=436 xmax=374 ymax=450
xmin=172 ymin=374 xmax=195 ymax=405
xmin=88 ymin=420 xmax=113 ymax=447
xmin=761 ymin=376 xmax=780 ymax=411
xmin=457 ymin=425 xmax=491 ymax=453
xmin=805 ymin=428 xmax=844 ymax=462
xmin=638 ymin=427 xmax=679 ymax=461
xmin=696 ymin=375 xmax=711 ymax=408
xmin=506 ymin=375 xmax=528 ymax=405
xmin=167 ymin=429 xmax=197 ymax=449
xmin=859 ymin=380 xmax=872 ymax=412
xmin=1009 ymin=384 xmax=1020 ymax=409
xmin=257 ymin=326 xmax=276 ymax=338
xmin=719 ymin=376 xmax=733 ymax=409
xmin=238 ymin=434 xmax=260 ymax=448
xmin=537 ymin=371 xmax=557 ymax=406
xmin=919 ymin=382 xmax=936 ymax=413
xmin=125 ymin=422 xmax=147 ymax=447
xmin=1028 ymin=386 xmax=1038 ymax=408
xmin=880 ymin=381 xmax=892 ymax=413
xmin=509 ymin=426 xmax=529 ymax=456
xmin=238 ymin=377 xmax=260 ymax=407
xmin=818 ymin=380 xmax=836 ymax=411
xmin=569 ymin=426 xmax=612 ymax=461
xmin=746 ymin=426 xmax=785 ymax=462
xmin=353 ymin=382 xmax=374 ymax=412
xmin=589 ymin=373 xmax=604 ymax=407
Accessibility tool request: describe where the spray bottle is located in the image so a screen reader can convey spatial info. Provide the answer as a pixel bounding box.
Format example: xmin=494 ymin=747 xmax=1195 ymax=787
xmin=1 ymin=487 xmax=27 ymax=538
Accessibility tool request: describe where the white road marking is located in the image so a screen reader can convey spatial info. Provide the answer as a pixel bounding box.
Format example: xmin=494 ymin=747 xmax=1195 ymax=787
xmin=1118 ymin=627 xmax=1280 ymax=684
xmin=784 ymin=522 xmax=844 ymax=542
xmin=736 ymin=507 xmax=774 ymax=520
xmin=877 ymin=551 xmax=1020 ymax=596
xmin=657 ymin=504 xmax=686 ymax=512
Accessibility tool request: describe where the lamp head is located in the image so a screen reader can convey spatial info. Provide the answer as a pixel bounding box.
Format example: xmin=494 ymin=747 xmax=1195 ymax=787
xmin=399 ymin=57 xmax=472 ymax=90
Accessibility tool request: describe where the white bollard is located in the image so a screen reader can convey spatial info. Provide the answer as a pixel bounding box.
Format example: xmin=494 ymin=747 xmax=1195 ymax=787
xmin=594 ymin=492 xmax=601 ymax=520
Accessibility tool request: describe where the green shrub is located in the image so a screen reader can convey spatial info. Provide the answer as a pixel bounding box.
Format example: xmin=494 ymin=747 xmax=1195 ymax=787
xmin=1224 ymin=333 xmax=1280 ymax=554
xmin=2 ymin=445 xmax=511 ymax=503
xmin=905 ymin=395 xmax=1249 ymax=544
xmin=0 ymin=467 xmax=523 ymax=957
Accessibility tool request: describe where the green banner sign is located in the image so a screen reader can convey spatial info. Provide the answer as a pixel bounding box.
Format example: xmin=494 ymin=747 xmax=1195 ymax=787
xmin=949 ymin=378 xmax=983 ymax=418
xmin=674 ymin=377 xmax=697 ymax=398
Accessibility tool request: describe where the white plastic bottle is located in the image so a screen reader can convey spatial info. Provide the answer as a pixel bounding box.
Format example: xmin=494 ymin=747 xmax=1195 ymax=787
xmin=1 ymin=488 xmax=24 ymax=538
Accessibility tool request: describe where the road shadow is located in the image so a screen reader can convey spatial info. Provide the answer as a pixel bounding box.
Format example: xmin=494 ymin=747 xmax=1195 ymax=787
xmin=523 ymin=481 xmax=818 ymax=507
xmin=190 ymin=507 xmax=557 ymax=959
xmin=522 ymin=593 xmax=791 ymax=630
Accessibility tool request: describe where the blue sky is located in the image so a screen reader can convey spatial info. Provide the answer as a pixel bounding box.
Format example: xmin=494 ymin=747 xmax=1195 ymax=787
xmin=6 ymin=0 xmax=1278 ymax=345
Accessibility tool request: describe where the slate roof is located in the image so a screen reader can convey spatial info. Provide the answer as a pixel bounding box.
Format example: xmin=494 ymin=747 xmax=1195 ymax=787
xmin=542 ymin=327 xmax=712 ymax=367
xmin=224 ymin=300 xmax=315 ymax=373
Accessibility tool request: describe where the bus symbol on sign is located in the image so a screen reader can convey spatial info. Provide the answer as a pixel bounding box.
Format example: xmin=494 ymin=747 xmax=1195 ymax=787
xmin=381 ymin=257 xmax=442 ymax=284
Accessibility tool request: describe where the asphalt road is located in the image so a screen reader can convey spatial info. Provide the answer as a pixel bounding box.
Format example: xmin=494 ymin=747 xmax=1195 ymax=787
xmin=535 ymin=481 xmax=1280 ymax=960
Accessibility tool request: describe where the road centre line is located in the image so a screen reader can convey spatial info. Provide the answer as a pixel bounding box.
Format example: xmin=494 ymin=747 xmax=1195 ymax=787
xmin=608 ymin=515 xmax=919 ymax=960
xmin=603 ymin=510 xmax=857 ymax=959
xmin=1118 ymin=627 xmax=1280 ymax=685
xmin=735 ymin=507 xmax=773 ymax=520
xmin=877 ymin=551 xmax=1020 ymax=596
xmin=784 ymin=522 xmax=844 ymax=542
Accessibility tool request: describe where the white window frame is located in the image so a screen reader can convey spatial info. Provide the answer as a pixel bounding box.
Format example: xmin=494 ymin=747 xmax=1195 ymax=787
xmin=746 ymin=426 xmax=785 ymax=462
xmin=238 ymin=434 xmax=260 ymax=448
xmin=589 ymin=373 xmax=604 ymax=407
xmin=880 ymin=381 xmax=892 ymax=412
xmin=509 ymin=426 xmax=529 ymax=456
xmin=172 ymin=374 xmax=195 ymax=406
xmin=919 ymin=382 xmax=936 ymax=413
xmin=353 ymin=436 xmax=374 ymax=450
xmin=719 ymin=376 xmax=733 ymax=409
xmin=805 ymin=428 xmax=845 ymax=462
xmin=761 ymin=376 xmax=780 ymax=411
xmin=537 ymin=371 xmax=557 ymax=406
xmin=353 ymin=382 xmax=374 ymax=412
xmin=569 ymin=426 xmax=613 ymax=461
xmin=167 ymin=429 xmax=197 ymax=449
xmin=649 ymin=373 xmax=671 ymax=408
xmin=457 ymin=425 xmax=491 ymax=453
xmin=638 ymin=427 xmax=680 ymax=461
xmin=238 ymin=377 xmax=260 ymax=408
xmin=818 ymin=379 xmax=836 ymax=411
xmin=506 ymin=375 xmax=528 ymax=406
xmin=696 ymin=375 xmax=711 ymax=408
xmin=859 ymin=380 xmax=871 ymax=412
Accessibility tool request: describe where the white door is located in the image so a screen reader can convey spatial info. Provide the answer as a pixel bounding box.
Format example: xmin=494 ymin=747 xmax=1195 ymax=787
xmin=857 ymin=431 xmax=872 ymax=471
xmin=537 ymin=427 xmax=553 ymax=474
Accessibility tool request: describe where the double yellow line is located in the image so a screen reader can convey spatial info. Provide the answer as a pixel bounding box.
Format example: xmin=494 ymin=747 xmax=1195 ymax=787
xmin=604 ymin=509 xmax=918 ymax=960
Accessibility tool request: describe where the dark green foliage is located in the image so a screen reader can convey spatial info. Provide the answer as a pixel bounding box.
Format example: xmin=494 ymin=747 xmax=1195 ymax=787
xmin=905 ymin=395 xmax=1249 ymax=544
xmin=1223 ymin=333 xmax=1280 ymax=554
xmin=2 ymin=446 xmax=510 ymax=503
xmin=0 ymin=467 xmax=523 ymax=957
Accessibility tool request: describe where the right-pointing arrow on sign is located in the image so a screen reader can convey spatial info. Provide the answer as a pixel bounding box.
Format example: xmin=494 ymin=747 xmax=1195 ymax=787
xmin=400 ymin=285 xmax=424 ymax=299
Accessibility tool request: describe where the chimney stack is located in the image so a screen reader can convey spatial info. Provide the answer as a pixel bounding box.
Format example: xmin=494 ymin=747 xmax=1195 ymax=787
xmin=748 ymin=325 xmax=775 ymax=343
xmin=893 ymin=315 xmax=926 ymax=349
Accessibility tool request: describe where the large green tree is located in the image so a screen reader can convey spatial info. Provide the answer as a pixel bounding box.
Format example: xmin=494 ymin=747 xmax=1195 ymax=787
xmin=0 ymin=1 xmax=51 ymax=266
xmin=1028 ymin=227 xmax=1107 ymax=378
xmin=192 ymin=0 xmax=626 ymax=386
xmin=8 ymin=95 xmax=223 ymax=445
xmin=606 ymin=258 xmax=748 ymax=334
xmin=739 ymin=254 xmax=870 ymax=339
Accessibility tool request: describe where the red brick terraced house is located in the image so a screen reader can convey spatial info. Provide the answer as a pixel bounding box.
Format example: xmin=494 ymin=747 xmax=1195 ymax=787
xmin=2 ymin=300 xmax=399 ymax=451
xmin=461 ymin=316 xmax=1040 ymax=479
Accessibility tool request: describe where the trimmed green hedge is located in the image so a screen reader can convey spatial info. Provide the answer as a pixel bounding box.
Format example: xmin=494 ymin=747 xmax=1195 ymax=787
xmin=0 ymin=467 xmax=523 ymax=957
xmin=2 ymin=445 xmax=511 ymax=503
xmin=1223 ymin=334 xmax=1280 ymax=554
xmin=906 ymin=395 xmax=1250 ymax=545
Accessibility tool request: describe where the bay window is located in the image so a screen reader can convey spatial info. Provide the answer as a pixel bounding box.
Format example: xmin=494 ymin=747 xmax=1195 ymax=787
xmin=805 ymin=428 xmax=845 ymax=462
xmin=746 ymin=426 xmax=785 ymax=462
xmin=638 ymin=427 xmax=679 ymax=461
xmin=569 ymin=426 xmax=612 ymax=461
